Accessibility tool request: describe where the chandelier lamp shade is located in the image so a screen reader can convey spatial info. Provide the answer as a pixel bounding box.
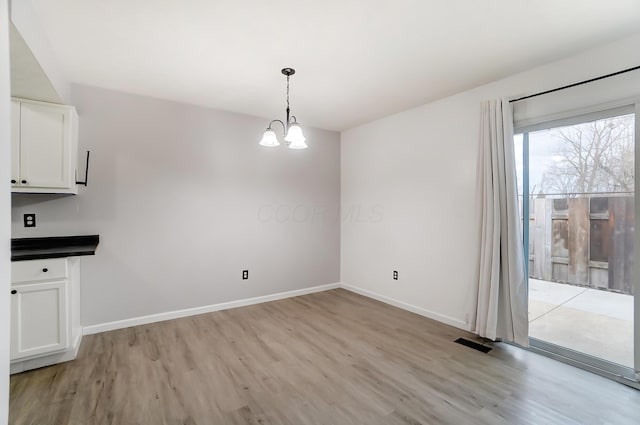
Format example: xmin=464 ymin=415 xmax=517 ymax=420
xmin=259 ymin=68 xmax=308 ymax=149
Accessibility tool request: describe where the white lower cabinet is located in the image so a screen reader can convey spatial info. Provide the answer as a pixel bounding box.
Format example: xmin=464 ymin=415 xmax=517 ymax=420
xmin=10 ymin=280 xmax=68 ymax=359
xmin=10 ymin=257 xmax=82 ymax=373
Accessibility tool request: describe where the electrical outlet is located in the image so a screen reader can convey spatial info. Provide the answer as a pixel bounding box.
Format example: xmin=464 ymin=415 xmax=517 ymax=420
xmin=23 ymin=213 xmax=36 ymax=228
xmin=393 ymin=270 xmax=398 ymax=280
xmin=242 ymin=270 xmax=249 ymax=280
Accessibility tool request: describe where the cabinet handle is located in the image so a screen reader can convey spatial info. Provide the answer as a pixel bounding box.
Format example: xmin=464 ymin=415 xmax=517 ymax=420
xmin=21 ymin=180 xmax=27 ymax=184
xmin=11 ymin=290 xmax=17 ymax=295
xmin=42 ymin=268 xmax=48 ymax=272
xmin=10 ymin=180 xmax=16 ymax=184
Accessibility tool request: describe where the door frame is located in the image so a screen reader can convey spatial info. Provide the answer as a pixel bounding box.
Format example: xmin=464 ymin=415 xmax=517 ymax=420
xmin=517 ymin=102 xmax=640 ymax=387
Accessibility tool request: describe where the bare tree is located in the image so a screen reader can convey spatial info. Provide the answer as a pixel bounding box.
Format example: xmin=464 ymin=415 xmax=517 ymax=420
xmin=541 ymin=115 xmax=634 ymax=195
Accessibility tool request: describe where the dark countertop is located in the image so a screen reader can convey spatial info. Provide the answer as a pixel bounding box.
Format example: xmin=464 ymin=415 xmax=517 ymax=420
xmin=11 ymin=235 xmax=100 ymax=261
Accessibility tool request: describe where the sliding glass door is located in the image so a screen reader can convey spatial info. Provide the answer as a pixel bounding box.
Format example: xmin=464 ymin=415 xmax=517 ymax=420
xmin=515 ymin=104 xmax=639 ymax=384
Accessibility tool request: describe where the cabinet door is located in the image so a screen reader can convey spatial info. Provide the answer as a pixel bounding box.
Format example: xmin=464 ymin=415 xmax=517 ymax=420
xmin=10 ymin=100 xmax=20 ymax=186
xmin=10 ymin=281 xmax=69 ymax=360
xmin=19 ymin=102 xmax=71 ymax=189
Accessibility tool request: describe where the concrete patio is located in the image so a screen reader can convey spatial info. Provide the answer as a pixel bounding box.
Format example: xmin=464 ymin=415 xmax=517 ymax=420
xmin=529 ymin=278 xmax=634 ymax=368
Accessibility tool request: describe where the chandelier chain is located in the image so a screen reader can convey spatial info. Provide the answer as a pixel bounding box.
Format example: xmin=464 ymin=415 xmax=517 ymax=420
xmin=286 ymin=75 xmax=290 ymax=111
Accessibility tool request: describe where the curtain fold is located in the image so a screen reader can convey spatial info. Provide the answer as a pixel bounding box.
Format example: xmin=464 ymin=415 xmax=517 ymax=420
xmin=471 ymin=99 xmax=529 ymax=347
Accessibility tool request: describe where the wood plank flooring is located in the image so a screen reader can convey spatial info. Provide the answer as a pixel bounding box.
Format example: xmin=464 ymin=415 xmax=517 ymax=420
xmin=10 ymin=289 xmax=640 ymax=425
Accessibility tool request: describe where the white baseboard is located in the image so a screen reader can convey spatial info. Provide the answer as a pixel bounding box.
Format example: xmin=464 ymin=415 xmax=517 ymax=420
xmin=83 ymin=282 xmax=341 ymax=335
xmin=341 ymin=283 xmax=469 ymax=331
xmin=83 ymin=282 xmax=468 ymax=337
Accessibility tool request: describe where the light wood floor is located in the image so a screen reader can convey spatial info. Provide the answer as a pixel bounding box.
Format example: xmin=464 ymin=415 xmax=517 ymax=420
xmin=10 ymin=289 xmax=640 ymax=425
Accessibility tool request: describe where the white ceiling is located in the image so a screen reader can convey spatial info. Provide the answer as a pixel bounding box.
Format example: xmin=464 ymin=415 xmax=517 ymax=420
xmin=30 ymin=0 xmax=640 ymax=131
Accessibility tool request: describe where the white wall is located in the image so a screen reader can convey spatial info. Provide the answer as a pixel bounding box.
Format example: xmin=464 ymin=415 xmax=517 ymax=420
xmin=1 ymin=0 xmax=10 ymax=422
xmin=11 ymin=84 xmax=341 ymax=327
xmin=341 ymin=33 xmax=640 ymax=330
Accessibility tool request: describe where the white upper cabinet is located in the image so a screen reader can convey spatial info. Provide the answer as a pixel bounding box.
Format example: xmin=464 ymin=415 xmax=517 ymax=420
xmin=11 ymin=98 xmax=78 ymax=194
xmin=20 ymin=102 xmax=71 ymax=189
xmin=10 ymin=100 xmax=20 ymax=185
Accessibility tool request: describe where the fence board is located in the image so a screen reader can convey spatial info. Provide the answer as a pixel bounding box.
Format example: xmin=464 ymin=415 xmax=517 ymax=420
xmin=609 ymin=197 xmax=634 ymax=294
xmin=532 ymin=198 xmax=552 ymax=280
xmin=568 ymin=198 xmax=589 ymax=285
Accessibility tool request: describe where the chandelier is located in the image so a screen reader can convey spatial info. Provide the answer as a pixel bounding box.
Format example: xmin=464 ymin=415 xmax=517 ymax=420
xmin=259 ymin=68 xmax=308 ymax=149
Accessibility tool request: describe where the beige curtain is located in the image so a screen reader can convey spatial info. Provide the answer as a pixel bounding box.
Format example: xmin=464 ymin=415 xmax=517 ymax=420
xmin=470 ymin=99 xmax=529 ymax=347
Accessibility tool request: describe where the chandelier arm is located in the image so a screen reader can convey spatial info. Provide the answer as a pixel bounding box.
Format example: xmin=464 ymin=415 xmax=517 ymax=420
xmin=268 ymin=119 xmax=287 ymax=135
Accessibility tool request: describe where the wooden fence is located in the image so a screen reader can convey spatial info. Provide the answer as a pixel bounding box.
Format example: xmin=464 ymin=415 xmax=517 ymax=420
xmin=527 ymin=195 xmax=634 ymax=295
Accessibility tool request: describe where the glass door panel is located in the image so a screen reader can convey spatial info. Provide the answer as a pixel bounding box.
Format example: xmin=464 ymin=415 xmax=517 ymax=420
xmin=516 ymin=111 xmax=636 ymax=376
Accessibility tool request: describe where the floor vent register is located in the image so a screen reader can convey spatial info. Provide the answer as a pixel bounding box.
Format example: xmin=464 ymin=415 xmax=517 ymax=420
xmin=454 ymin=338 xmax=492 ymax=353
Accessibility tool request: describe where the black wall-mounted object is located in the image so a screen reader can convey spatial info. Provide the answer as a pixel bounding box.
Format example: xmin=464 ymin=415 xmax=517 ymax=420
xmin=510 ymin=64 xmax=640 ymax=103
xmin=393 ymin=270 xmax=398 ymax=280
xmin=242 ymin=270 xmax=249 ymax=280
xmin=23 ymin=214 xmax=36 ymax=228
xmin=76 ymin=150 xmax=90 ymax=186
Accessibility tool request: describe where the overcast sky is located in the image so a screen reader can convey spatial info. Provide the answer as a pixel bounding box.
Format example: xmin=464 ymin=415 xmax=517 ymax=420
xmin=514 ymin=130 xmax=561 ymax=196
xmin=514 ymin=113 xmax=635 ymax=197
